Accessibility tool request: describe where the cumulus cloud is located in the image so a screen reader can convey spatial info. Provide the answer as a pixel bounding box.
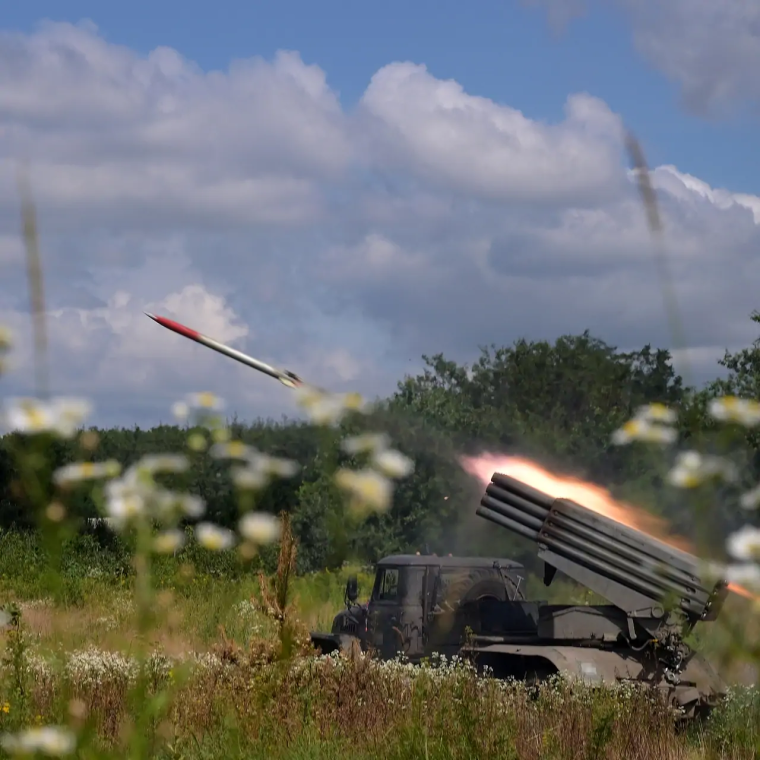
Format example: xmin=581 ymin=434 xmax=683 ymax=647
xmin=0 ymin=20 xmax=758 ymax=429
xmin=312 ymin=162 xmax=760 ymax=398
xmin=358 ymin=62 xmax=625 ymax=205
xmin=526 ymin=0 xmax=760 ymax=115
xmin=0 ymin=20 xmax=350 ymax=234
xmin=621 ymin=0 xmax=760 ymax=115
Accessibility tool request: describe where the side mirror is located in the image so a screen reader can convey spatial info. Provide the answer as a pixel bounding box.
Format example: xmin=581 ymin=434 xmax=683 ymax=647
xmin=345 ymin=575 xmax=359 ymax=604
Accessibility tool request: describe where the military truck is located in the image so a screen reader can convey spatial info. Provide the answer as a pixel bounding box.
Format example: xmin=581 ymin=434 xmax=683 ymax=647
xmin=310 ymin=554 xmax=527 ymax=662
xmin=310 ymin=471 xmax=730 ymax=719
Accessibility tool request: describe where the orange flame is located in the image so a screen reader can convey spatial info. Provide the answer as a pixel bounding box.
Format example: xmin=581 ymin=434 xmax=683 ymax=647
xmin=727 ymin=583 xmax=753 ymax=599
xmin=460 ymin=452 xmax=756 ymax=601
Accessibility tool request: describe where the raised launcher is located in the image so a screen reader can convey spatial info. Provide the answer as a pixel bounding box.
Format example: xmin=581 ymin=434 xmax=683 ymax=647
xmin=470 ymin=472 xmax=730 ymax=719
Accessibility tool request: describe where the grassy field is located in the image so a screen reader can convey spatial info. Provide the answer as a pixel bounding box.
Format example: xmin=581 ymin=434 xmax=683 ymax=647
xmin=0 ymin=529 xmax=759 ymax=759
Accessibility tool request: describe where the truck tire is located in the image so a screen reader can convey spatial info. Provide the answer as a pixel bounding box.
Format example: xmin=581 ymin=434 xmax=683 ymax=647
xmin=460 ymin=578 xmax=510 ymax=604
xmin=436 ymin=568 xmax=523 ymax=611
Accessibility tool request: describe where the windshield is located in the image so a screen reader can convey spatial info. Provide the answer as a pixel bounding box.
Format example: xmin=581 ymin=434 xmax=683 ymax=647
xmin=372 ymin=566 xmax=427 ymax=604
xmin=372 ymin=567 xmax=400 ymax=601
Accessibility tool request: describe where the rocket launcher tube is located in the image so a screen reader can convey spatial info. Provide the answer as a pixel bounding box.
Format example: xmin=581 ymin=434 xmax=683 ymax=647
xmin=477 ymin=499 xmax=690 ymax=611
xmin=491 ymin=474 xmax=696 ymax=568
xmin=478 ymin=472 xmax=728 ymax=623
xmin=487 ymin=474 xmax=710 ymax=583
xmin=476 ymin=504 xmax=541 ymax=542
xmin=485 ymin=482 xmax=703 ymax=590
xmin=543 ymin=510 xmax=702 ymax=593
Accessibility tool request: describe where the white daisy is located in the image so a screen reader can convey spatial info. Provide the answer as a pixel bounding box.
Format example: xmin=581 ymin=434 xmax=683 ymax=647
xmin=239 ymin=512 xmax=281 ymax=544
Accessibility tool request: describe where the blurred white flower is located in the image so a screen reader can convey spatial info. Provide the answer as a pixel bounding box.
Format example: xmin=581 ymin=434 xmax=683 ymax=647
xmin=740 ymin=484 xmax=760 ymax=510
xmin=51 ymin=398 xmax=93 ymax=438
xmin=211 ymin=425 xmax=231 ymax=443
xmin=230 ymin=453 xmax=299 ymax=491
xmin=210 ymin=440 xmax=256 ymax=460
xmin=702 ymin=558 xmax=760 ymax=593
xmin=171 ymin=401 xmax=189 ymax=421
xmin=724 ymin=562 xmax=760 ymax=588
xmin=195 ymin=522 xmax=235 ymax=551
xmin=187 ymin=432 xmax=207 ymax=452
xmin=186 ymin=392 xmax=225 ymax=412
xmin=727 ymin=525 xmax=760 ymax=561
xmin=179 ymin=494 xmax=204 ymax=518
xmin=134 ymin=454 xmax=189 ymax=475
xmin=153 ymin=530 xmax=185 ymax=554
xmin=53 ymin=460 xmax=121 ymax=487
xmin=342 ymin=433 xmax=391 ymax=455
xmin=255 ymin=453 xmax=299 ymax=478
xmin=1 ymin=726 xmax=76 ymax=756
xmin=372 ymin=448 xmax=414 ymax=479
xmin=667 ymin=467 xmax=702 ymax=489
xmin=296 ymin=389 xmax=345 ymax=425
xmin=231 ymin=465 xmax=269 ymax=491
xmin=611 ymin=418 xmax=677 ymax=446
xmin=704 ymin=557 xmax=760 ymax=590
xmin=9 ymin=398 xmax=55 ymax=433
xmin=335 ymin=468 xmax=393 ymax=512
xmin=666 ymin=450 xmax=737 ymax=489
xmin=634 ymin=403 xmax=677 ymax=425
xmin=1 ymin=397 xmax=92 ymax=438
xmin=153 ymin=490 xmax=205 ymax=521
xmin=239 ymin=512 xmax=281 ymax=544
xmin=0 ymin=325 xmax=12 ymax=351
xmin=708 ymin=396 xmax=760 ymax=427
xmin=104 ymin=478 xmax=147 ymax=529
xmin=341 ymin=392 xmax=368 ymax=413
xmin=296 ymin=387 xmax=369 ymax=426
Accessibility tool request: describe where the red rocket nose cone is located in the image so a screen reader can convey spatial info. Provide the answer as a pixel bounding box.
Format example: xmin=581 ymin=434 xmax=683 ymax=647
xmin=145 ymin=313 xmax=202 ymax=341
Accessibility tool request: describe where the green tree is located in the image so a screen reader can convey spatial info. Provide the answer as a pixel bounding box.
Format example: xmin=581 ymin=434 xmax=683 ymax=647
xmin=4 ymin=327 xmax=751 ymax=572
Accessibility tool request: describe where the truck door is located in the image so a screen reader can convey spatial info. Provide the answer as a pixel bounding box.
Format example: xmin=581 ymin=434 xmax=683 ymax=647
xmin=368 ymin=566 xmax=403 ymax=659
xmin=398 ymin=567 xmax=426 ymax=661
xmin=368 ymin=566 xmax=426 ymax=661
xmin=424 ymin=564 xmax=457 ymax=654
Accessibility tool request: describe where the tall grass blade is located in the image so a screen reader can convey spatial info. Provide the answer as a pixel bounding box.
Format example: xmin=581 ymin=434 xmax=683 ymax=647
xmin=16 ymin=163 xmax=50 ymax=400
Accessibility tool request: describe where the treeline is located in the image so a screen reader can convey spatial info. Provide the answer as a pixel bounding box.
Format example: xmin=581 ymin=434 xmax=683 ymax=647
xmin=2 ymin=318 xmax=760 ymax=574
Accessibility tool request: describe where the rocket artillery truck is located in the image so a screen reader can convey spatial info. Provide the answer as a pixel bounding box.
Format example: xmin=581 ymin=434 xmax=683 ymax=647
xmin=143 ymin=313 xmax=729 ymax=718
xmin=311 ymin=472 xmax=729 ymax=719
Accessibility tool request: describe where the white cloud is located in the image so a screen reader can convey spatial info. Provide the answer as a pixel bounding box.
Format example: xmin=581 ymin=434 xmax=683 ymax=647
xmin=651 ymin=166 xmax=760 ymax=223
xmin=358 ymin=62 xmax=625 ymax=204
xmin=0 ymin=21 xmax=758 ymax=428
xmin=0 ymin=20 xmax=350 ymax=230
xmin=0 ymin=276 xmax=394 ymax=427
xmin=526 ymin=0 xmax=760 ymax=114
xmin=621 ymin=0 xmax=760 ymax=114
xmin=317 ymin=164 xmax=760 ymax=383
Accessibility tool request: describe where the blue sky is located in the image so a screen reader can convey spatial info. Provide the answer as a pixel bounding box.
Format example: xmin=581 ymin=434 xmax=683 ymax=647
xmin=6 ymin=0 xmax=759 ymax=192
xmin=0 ymin=0 xmax=759 ymax=427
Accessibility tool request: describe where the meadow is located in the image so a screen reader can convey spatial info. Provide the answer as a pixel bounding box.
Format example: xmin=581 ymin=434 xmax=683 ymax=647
xmin=1 ymin=527 xmax=760 ymax=760
xmin=3 ymin=171 xmax=760 ymax=758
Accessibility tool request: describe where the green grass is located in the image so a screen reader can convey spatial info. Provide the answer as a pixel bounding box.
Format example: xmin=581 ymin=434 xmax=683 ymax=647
xmin=0 ymin=528 xmax=759 ymax=759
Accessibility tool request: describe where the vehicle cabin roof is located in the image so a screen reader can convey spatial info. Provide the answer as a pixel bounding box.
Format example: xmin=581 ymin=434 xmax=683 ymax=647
xmin=377 ymin=555 xmax=524 ymax=569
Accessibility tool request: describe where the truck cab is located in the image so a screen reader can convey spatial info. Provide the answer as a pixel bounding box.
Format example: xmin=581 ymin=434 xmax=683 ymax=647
xmin=310 ymin=555 xmax=527 ymax=662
